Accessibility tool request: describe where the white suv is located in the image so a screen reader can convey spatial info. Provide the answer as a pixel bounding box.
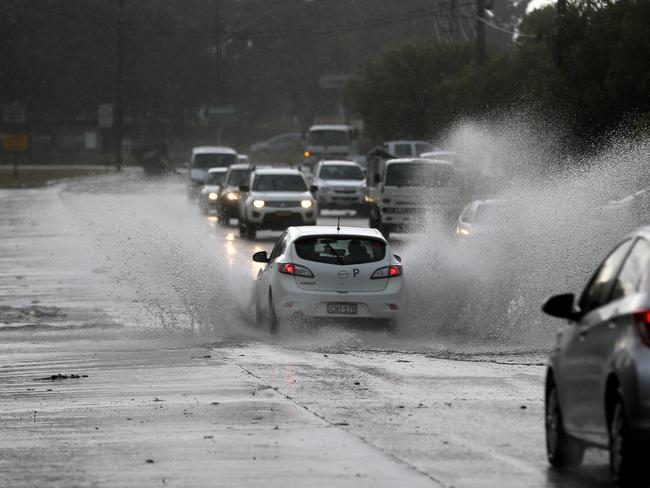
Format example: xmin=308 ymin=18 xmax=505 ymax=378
xmin=313 ymin=160 xmax=367 ymax=213
xmin=238 ymin=168 xmax=317 ymax=240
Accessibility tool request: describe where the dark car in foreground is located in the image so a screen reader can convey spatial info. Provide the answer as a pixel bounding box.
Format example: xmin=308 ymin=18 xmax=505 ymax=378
xmin=542 ymin=227 xmax=650 ymax=486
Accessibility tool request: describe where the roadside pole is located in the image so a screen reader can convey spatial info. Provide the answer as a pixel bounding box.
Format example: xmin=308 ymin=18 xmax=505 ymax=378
xmin=115 ymin=0 xmax=125 ymax=172
xmin=214 ymin=0 xmax=223 ymax=144
xmin=476 ymin=0 xmax=486 ymax=65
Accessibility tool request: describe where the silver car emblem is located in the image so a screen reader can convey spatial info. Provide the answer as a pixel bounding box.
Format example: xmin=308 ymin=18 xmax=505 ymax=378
xmin=337 ymin=270 xmax=349 ymax=279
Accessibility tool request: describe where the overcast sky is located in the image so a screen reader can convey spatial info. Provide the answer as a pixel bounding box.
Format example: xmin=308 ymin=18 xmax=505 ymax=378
xmin=526 ymin=0 xmax=555 ymax=13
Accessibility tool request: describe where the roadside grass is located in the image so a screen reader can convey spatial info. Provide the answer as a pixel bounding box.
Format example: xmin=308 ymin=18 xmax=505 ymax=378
xmin=0 ymin=167 xmax=114 ymax=188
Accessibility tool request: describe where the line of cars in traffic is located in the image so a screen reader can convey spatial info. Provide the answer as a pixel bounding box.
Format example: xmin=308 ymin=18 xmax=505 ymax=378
xmin=186 ymin=142 xmax=650 ymax=485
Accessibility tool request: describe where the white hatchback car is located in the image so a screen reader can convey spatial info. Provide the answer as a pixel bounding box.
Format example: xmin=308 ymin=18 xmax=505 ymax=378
xmin=252 ymin=226 xmax=405 ymax=332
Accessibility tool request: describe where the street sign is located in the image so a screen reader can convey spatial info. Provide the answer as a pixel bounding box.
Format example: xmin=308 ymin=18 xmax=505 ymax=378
xmin=198 ymin=105 xmax=237 ymax=121
xmin=318 ymin=74 xmax=354 ymax=90
xmin=98 ymin=104 xmax=114 ymax=128
xmin=3 ymin=134 xmax=29 ymax=152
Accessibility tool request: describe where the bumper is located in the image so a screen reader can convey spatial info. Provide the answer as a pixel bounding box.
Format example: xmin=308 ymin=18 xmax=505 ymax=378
xmin=318 ymin=193 xmax=365 ymax=209
xmin=273 ymin=276 xmax=405 ymax=320
xmin=245 ymin=208 xmax=316 ymax=230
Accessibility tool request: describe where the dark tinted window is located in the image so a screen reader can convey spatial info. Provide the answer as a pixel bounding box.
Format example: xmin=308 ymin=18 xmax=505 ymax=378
xmin=394 ymin=144 xmax=412 ymax=157
xmin=415 ymin=143 xmax=434 ymax=155
xmin=206 ymin=171 xmax=226 ymax=185
xmin=227 ymin=169 xmax=250 ymax=186
xmin=385 ymin=162 xmax=455 ymax=188
xmin=193 ymin=153 xmax=237 ymax=169
xmin=611 ymin=238 xmax=650 ymax=300
xmin=319 ymin=165 xmax=363 ymax=181
xmin=294 ymin=236 xmax=386 ymax=265
xmin=579 ymin=239 xmax=634 ymax=313
xmin=253 ymin=174 xmax=306 ymax=192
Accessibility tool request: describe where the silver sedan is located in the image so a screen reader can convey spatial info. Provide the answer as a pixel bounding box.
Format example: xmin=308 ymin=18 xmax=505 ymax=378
xmin=542 ymin=226 xmax=650 ymax=486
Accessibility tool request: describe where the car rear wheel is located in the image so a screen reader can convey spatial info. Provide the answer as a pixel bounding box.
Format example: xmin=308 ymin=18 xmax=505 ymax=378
xmin=610 ymin=395 xmax=642 ymax=486
xmin=545 ymin=383 xmax=584 ymax=468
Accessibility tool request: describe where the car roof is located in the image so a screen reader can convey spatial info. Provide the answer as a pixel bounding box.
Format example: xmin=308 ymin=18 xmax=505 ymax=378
xmin=318 ymin=160 xmax=360 ymax=166
xmin=253 ymin=167 xmax=303 ymax=176
xmin=385 ymin=140 xmax=432 ymax=145
xmin=628 ymin=226 xmax=650 ymax=241
xmin=309 ymin=124 xmax=353 ymax=132
xmin=207 ymin=167 xmax=228 ymax=173
xmin=228 ymin=163 xmax=251 ymax=170
xmin=286 ymin=226 xmax=386 ymax=241
xmin=192 ymin=146 xmax=237 ymax=155
xmin=386 ymin=158 xmax=454 ymax=166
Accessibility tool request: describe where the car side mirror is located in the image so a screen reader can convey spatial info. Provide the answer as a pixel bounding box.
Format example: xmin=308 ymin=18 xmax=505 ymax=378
xmin=542 ymin=293 xmax=578 ymax=320
xmin=239 ymin=185 xmax=249 ymax=192
xmin=252 ymin=251 xmax=269 ymax=263
xmin=373 ymin=174 xmax=381 ymax=184
xmin=310 ymin=185 xmax=318 ymax=193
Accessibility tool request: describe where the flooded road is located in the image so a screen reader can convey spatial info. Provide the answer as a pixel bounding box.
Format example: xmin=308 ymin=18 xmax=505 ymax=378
xmin=0 ymin=174 xmax=613 ymax=487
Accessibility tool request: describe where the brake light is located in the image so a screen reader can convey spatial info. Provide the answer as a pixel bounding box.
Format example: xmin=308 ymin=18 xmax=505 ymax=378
xmin=371 ymin=265 xmax=403 ymax=279
xmin=278 ymin=262 xmax=314 ymax=278
xmin=634 ymin=310 xmax=650 ymax=346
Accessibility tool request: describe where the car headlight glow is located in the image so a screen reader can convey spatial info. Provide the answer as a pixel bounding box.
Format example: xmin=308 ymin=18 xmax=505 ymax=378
xmin=253 ymin=199 xmax=265 ymax=209
xmin=300 ymin=200 xmax=313 ymax=209
xmin=208 ymin=192 xmax=218 ymax=201
xmin=456 ymin=226 xmax=470 ymax=236
xmin=227 ymin=192 xmax=239 ymax=201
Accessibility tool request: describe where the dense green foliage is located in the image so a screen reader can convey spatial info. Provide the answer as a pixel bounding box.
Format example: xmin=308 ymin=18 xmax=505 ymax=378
xmin=348 ymin=0 xmax=650 ymax=145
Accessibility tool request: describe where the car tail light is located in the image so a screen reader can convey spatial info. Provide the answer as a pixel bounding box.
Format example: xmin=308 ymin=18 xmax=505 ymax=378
xmin=634 ymin=310 xmax=650 ymax=346
xmin=278 ymin=262 xmax=314 ymax=278
xmin=371 ymin=265 xmax=402 ymax=279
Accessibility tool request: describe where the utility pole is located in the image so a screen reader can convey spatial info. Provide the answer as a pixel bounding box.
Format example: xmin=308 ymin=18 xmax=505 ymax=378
xmin=476 ymin=0 xmax=486 ymax=65
xmin=555 ymin=0 xmax=567 ymax=68
xmin=114 ymin=0 xmax=125 ymax=171
xmin=214 ymin=0 xmax=223 ymax=143
xmin=449 ymin=0 xmax=457 ymax=43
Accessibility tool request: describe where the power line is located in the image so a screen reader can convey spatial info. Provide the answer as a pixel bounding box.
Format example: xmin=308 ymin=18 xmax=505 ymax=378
xmin=478 ymin=17 xmax=537 ymax=39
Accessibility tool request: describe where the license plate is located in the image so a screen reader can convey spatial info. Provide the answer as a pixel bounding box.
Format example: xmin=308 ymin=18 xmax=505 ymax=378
xmin=275 ymin=211 xmax=291 ymax=217
xmin=327 ymin=303 xmax=357 ymax=315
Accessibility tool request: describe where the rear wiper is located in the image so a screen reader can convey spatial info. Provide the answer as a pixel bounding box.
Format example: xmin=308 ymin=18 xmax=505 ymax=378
xmin=325 ymin=243 xmax=346 ymax=265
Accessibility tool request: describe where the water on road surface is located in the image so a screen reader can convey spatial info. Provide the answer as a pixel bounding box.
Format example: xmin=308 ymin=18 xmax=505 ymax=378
xmin=0 ymin=170 xmax=623 ymax=487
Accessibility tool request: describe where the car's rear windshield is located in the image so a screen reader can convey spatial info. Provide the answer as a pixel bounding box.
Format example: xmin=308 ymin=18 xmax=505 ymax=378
xmin=192 ymin=153 xmax=237 ymax=169
xmin=294 ymin=236 xmax=386 ymax=265
xmin=319 ymin=165 xmax=364 ymax=181
xmin=253 ymin=174 xmax=306 ymax=192
xmin=227 ymin=168 xmax=250 ymax=186
xmin=385 ymin=162 xmax=455 ymax=187
xmin=206 ymin=172 xmax=226 ymax=185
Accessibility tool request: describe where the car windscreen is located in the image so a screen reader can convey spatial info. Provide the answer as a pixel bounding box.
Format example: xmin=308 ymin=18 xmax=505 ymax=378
xmin=319 ymin=165 xmax=364 ymax=181
xmin=227 ymin=169 xmax=249 ymax=186
xmin=192 ymin=153 xmax=237 ymax=169
xmin=385 ymin=162 xmax=455 ymax=187
xmin=474 ymin=203 xmax=508 ymax=224
xmin=294 ymin=236 xmax=386 ymax=265
xmin=307 ymin=130 xmax=350 ymax=147
xmin=253 ymin=174 xmax=307 ymax=192
xmin=206 ymin=172 xmax=226 ymax=185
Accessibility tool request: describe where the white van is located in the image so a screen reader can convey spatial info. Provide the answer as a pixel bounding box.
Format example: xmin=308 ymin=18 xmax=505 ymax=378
xmin=368 ymin=158 xmax=461 ymax=239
